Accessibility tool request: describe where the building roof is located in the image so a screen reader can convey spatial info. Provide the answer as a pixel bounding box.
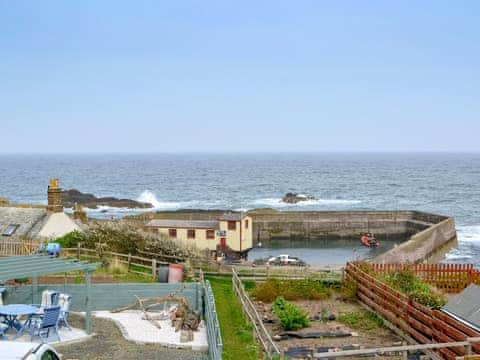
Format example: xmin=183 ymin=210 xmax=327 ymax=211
xmin=0 ymin=207 xmax=48 ymax=238
xmin=219 ymin=212 xmax=245 ymax=221
xmin=146 ymin=219 xmax=220 ymax=229
xmin=38 ymin=212 xmax=81 ymax=238
xmin=442 ymin=284 xmax=480 ymax=331
xmin=0 ymin=207 xmax=81 ymax=239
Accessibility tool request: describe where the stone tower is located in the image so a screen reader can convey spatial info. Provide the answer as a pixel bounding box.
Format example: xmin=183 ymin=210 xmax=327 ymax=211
xmin=47 ymin=178 xmax=63 ymax=213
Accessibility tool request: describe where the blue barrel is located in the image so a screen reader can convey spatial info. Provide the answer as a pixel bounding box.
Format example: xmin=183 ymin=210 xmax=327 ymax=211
xmin=158 ymin=265 xmax=169 ymax=283
xmin=46 ymin=243 xmax=61 ymax=256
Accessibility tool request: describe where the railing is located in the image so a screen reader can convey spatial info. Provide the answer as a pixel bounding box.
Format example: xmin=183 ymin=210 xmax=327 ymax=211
xmin=204 ymin=279 xmax=223 ymax=360
xmin=231 ymin=268 xmax=281 ymax=359
xmin=314 ymin=337 xmax=480 ymax=359
xmin=370 ymin=263 xmax=480 ymax=293
xmin=0 ymin=239 xmax=39 ymax=256
xmin=203 ymin=265 xmax=343 ymax=282
xmin=62 ymin=246 xmax=171 ymax=278
xmin=346 ymin=262 xmax=480 ymax=360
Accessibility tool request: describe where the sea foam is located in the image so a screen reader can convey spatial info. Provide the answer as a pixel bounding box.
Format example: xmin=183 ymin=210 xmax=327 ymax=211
xmin=456 ymin=225 xmax=480 ymax=243
xmin=137 ymin=190 xmax=182 ymax=210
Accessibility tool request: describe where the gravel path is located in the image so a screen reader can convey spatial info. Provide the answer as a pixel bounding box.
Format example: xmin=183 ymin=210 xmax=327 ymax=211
xmin=56 ymin=314 xmax=207 ymax=360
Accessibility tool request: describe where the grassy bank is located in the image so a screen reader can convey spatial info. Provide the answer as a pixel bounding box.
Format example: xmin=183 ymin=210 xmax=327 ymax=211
xmin=206 ymin=276 xmax=260 ymax=360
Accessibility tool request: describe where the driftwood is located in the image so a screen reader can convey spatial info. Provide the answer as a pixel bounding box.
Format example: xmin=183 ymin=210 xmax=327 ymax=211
xmin=111 ymin=292 xmax=200 ymax=331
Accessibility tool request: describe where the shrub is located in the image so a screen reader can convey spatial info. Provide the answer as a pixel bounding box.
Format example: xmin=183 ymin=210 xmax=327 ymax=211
xmin=381 ymin=269 xmax=447 ymax=310
xmin=64 ymin=221 xmax=202 ymax=260
xmin=55 ymin=230 xmax=84 ymax=248
xmin=272 ymin=297 xmax=310 ymax=330
xmin=338 ymin=311 xmax=383 ymax=331
xmin=251 ymin=278 xmax=332 ymax=302
xmin=409 ymin=289 xmax=446 ymax=310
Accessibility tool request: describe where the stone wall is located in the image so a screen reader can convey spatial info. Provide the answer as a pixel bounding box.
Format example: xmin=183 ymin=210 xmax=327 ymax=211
xmin=250 ymin=210 xmax=417 ymax=242
xmin=374 ymin=216 xmax=457 ymax=264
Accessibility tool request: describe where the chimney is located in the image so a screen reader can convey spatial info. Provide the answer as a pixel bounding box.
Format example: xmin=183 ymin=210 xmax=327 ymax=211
xmin=47 ymin=178 xmax=63 ymax=213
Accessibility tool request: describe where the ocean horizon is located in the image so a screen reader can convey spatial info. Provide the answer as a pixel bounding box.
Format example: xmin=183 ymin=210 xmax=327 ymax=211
xmin=0 ymin=152 xmax=479 ymax=265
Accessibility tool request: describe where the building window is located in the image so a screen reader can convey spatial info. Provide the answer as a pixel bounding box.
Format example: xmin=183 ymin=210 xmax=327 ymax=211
xmin=187 ymin=229 xmax=196 ymax=239
xmin=245 ymin=219 xmax=249 ymax=229
xmin=228 ymin=221 xmax=236 ymax=230
xmin=206 ymin=229 xmax=215 ymax=239
xmin=168 ymin=229 xmax=177 ymax=238
xmin=2 ymin=224 xmax=19 ymax=236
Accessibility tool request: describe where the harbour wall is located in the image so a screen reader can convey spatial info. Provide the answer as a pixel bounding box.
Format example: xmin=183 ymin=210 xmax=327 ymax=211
xmin=139 ymin=209 xmax=457 ymax=263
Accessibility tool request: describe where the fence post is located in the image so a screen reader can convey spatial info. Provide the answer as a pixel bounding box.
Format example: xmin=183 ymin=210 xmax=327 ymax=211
xmin=466 ymin=340 xmax=472 ymax=355
xmin=152 ymin=258 xmax=157 ymax=279
xmin=76 ymin=243 xmax=81 ymax=260
xmin=127 ymin=253 xmax=132 ymax=272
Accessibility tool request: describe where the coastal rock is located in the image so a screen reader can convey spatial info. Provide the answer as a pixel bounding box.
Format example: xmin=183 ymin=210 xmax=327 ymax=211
xmin=281 ymin=192 xmax=316 ymax=204
xmin=62 ymin=189 xmax=153 ymax=209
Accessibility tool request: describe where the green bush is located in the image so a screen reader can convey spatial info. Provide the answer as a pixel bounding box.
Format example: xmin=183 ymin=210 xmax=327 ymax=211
xmin=251 ymin=278 xmax=332 ymax=302
xmin=55 ymin=230 xmax=83 ymax=248
xmin=409 ymin=289 xmax=446 ymax=310
xmin=380 ymin=269 xmax=447 ymax=310
xmin=58 ymin=221 xmax=202 ymax=260
xmin=272 ymin=297 xmax=310 ymax=330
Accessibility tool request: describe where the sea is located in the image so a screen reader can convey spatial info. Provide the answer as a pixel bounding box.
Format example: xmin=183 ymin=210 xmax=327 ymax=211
xmin=0 ymin=153 xmax=479 ymax=266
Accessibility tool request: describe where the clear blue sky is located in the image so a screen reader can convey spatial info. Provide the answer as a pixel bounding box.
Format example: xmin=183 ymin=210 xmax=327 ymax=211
xmin=1 ymin=1 xmax=479 ymax=153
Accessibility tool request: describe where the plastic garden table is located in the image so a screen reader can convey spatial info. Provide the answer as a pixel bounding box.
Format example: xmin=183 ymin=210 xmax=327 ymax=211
xmin=0 ymin=304 xmax=39 ymax=338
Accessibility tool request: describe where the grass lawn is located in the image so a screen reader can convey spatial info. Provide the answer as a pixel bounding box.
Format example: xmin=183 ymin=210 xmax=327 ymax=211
xmin=206 ymin=276 xmax=260 ymax=360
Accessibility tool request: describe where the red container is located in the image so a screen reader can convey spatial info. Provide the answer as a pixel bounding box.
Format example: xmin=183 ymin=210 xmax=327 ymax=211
xmin=168 ymin=264 xmax=184 ymax=283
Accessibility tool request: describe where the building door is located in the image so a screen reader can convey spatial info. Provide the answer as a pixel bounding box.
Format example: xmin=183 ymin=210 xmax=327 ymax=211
xmin=220 ymin=237 xmax=226 ymax=252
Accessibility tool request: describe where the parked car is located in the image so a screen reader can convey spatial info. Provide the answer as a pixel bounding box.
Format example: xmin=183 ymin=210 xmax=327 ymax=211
xmin=267 ymin=254 xmax=306 ymax=266
xmin=0 ymin=342 xmax=60 ymax=360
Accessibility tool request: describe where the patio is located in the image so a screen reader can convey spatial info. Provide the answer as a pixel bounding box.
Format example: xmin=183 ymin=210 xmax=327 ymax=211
xmin=0 ymin=254 xmax=213 ymax=358
xmin=0 ymin=255 xmax=98 ymax=342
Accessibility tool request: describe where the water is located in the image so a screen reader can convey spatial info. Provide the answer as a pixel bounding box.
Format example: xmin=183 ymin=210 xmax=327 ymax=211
xmin=0 ymin=153 xmax=479 ymax=265
xmin=249 ymin=239 xmax=400 ymax=265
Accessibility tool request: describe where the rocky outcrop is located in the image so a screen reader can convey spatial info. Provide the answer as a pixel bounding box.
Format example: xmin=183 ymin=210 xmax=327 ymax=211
xmin=62 ymin=189 xmax=153 ymax=209
xmin=281 ymin=192 xmax=316 ymax=204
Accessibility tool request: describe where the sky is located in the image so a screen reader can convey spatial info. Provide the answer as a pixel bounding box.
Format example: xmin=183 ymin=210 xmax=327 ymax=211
xmin=0 ymin=1 xmax=479 ymax=153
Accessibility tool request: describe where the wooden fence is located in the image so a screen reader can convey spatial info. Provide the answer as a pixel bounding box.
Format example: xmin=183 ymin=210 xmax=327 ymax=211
xmin=62 ymin=246 xmax=171 ymax=278
xmin=0 ymin=239 xmax=39 ymax=256
xmin=346 ymin=262 xmax=480 ymax=360
xmin=231 ymin=268 xmax=281 ymax=359
xmin=370 ymin=263 xmax=480 ymax=293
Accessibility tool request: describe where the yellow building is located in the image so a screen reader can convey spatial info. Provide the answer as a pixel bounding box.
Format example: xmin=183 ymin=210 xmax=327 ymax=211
xmin=145 ymin=213 xmax=253 ymax=257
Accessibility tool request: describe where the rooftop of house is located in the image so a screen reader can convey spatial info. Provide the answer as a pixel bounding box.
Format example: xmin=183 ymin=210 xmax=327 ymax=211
xmin=442 ymin=284 xmax=480 ymax=331
xmin=146 ymin=219 xmax=220 ymax=229
xmin=0 ymin=206 xmax=82 ymax=239
xmin=0 ymin=207 xmax=48 ymax=238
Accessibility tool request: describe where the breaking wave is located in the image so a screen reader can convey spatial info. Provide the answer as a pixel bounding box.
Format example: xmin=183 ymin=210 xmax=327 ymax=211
xmin=137 ymin=190 xmax=182 ymax=210
xmin=456 ymin=225 xmax=480 ymax=243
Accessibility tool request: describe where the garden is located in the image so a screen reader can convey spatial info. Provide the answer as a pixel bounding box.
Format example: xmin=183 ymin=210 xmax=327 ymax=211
xmin=247 ymin=278 xmax=403 ymax=359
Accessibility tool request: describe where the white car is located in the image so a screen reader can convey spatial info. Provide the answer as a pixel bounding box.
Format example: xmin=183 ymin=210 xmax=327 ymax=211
xmin=0 ymin=342 xmax=60 ymax=360
xmin=267 ymin=254 xmax=300 ymax=265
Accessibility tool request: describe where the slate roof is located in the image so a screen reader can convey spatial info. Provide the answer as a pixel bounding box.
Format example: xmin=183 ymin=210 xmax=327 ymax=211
xmin=219 ymin=212 xmax=245 ymax=221
xmin=146 ymin=219 xmax=220 ymax=229
xmin=0 ymin=207 xmax=48 ymax=238
xmin=442 ymin=284 xmax=480 ymax=331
